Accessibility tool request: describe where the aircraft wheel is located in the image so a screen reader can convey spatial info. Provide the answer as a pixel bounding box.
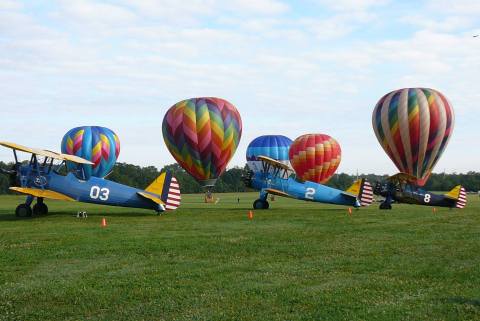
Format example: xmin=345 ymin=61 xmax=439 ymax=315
xmin=263 ymin=200 xmax=270 ymax=209
xmin=33 ymin=203 xmax=48 ymax=216
xmin=15 ymin=204 xmax=32 ymax=217
xmin=253 ymin=199 xmax=269 ymax=210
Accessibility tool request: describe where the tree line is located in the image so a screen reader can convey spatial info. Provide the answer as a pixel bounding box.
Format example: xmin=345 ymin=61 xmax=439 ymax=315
xmin=1 ymin=161 xmax=480 ymax=194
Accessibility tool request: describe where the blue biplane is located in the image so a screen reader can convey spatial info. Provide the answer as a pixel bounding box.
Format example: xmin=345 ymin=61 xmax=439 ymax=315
xmin=0 ymin=142 xmax=181 ymax=217
xmin=243 ymin=156 xmax=373 ymax=209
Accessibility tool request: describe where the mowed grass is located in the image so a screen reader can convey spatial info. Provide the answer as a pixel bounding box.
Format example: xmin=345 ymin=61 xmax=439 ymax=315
xmin=0 ymin=192 xmax=480 ymax=321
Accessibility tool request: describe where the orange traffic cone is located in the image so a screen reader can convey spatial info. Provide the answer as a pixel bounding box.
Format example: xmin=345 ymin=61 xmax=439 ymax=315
xmin=432 ymin=207 xmax=437 ymax=214
xmin=348 ymin=208 xmax=352 ymax=216
xmin=248 ymin=210 xmax=253 ymax=220
xmin=101 ymin=217 xmax=107 ymax=227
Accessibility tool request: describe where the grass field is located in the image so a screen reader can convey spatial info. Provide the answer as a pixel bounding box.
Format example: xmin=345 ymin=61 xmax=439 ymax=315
xmin=1 ymin=192 xmax=479 ymax=321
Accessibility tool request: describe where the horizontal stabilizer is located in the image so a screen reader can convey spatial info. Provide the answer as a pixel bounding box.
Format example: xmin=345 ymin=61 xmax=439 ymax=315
xmin=10 ymin=187 xmax=75 ymax=201
xmin=137 ymin=191 xmax=165 ymax=210
xmin=265 ymin=188 xmax=294 ymax=198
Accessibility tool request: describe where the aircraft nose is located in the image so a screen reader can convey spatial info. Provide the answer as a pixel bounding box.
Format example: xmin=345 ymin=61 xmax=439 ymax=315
xmin=241 ymin=170 xmax=254 ymax=187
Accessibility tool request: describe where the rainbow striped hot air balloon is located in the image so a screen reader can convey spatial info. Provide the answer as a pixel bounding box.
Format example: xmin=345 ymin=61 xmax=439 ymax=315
xmin=289 ymin=134 xmax=341 ymax=184
xmin=162 ymin=97 xmax=242 ymax=188
xmin=372 ymin=88 xmax=454 ymax=186
xmin=61 ymin=126 xmax=120 ymax=179
xmin=246 ymin=135 xmax=292 ymax=172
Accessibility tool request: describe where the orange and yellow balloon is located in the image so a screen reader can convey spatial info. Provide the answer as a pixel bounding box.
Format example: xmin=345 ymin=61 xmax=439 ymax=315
xmin=289 ymin=134 xmax=341 ymax=184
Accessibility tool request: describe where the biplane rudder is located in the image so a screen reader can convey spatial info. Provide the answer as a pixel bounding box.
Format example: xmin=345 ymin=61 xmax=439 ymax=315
xmin=444 ymin=185 xmax=467 ymax=209
xmin=144 ymin=171 xmax=181 ymax=211
xmin=345 ymin=178 xmax=374 ymax=206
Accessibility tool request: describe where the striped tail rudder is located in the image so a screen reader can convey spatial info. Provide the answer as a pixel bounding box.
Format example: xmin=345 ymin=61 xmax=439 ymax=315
xmin=359 ymin=179 xmax=374 ymax=206
xmin=165 ymin=176 xmax=181 ymax=211
xmin=144 ymin=171 xmax=181 ymax=211
xmin=456 ymin=186 xmax=467 ymax=209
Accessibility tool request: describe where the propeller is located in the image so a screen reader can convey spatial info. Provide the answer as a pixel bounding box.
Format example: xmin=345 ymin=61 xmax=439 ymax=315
xmin=0 ymin=165 xmax=18 ymax=187
xmin=241 ymin=169 xmax=254 ymax=188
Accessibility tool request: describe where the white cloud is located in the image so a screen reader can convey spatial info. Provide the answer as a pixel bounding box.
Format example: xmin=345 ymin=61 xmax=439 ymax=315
xmin=225 ymin=0 xmax=289 ymax=15
xmin=301 ymin=11 xmax=374 ymax=39
xmin=315 ymin=0 xmax=389 ymax=11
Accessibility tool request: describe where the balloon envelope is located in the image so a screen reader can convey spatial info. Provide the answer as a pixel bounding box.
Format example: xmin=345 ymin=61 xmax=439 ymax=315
xmin=162 ymin=97 xmax=242 ymax=187
xmin=289 ymin=134 xmax=341 ymax=184
xmin=372 ymin=88 xmax=454 ymax=186
xmin=61 ymin=126 xmax=120 ymax=179
xmin=246 ymin=135 xmax=292 ymax=172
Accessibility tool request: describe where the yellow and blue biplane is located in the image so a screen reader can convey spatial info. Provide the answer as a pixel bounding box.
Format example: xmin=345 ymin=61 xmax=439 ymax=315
xmin=0 ymin=142 xmax=180 ymax=217
xmin=243 ymin=156 xmax=373 ymax=209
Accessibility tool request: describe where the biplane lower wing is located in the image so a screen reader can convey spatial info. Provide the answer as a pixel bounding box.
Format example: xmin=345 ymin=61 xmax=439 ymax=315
xmin=265 ymin=188 xmax=294 ymax=198
xmin=10 ymin=187 xmax=75 ymax=201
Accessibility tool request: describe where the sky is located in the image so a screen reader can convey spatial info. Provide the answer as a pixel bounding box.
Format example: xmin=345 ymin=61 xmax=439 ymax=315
xmin=0 ymin=0 xmax=479 ymax=175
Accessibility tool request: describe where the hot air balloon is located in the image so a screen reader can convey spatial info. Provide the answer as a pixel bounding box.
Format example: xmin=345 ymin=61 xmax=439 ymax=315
xmin=162 ymin=97 xmax=242 ymax=189
xmin=246 ymin=135 xmax=292 ymax=172
xmin=289 ymin=134 xmax=341 ymax=184
xmin=372 ymin=88 xmax=454 ymax=186
xmin=61 ymin=126 xmax=120 ymax=179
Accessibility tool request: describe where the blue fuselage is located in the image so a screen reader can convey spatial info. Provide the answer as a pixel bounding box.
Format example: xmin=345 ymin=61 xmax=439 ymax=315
xmin=251 ymin=172 xmax=360 ymax=207
xmin=19 ymin=164 xmax=157 ymax=210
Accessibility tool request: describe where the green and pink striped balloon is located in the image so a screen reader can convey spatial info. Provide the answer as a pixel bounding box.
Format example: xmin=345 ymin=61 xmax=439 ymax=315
xmin=372 ymin=88 xmax=454 ymax=186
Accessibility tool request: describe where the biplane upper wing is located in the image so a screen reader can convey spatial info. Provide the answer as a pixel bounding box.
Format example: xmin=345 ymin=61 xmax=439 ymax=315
xmin=0 ymin=141 xmax=93 ymax=165
xmin=387 ymin=172 xmax=418 ymax=183
xmin=257 ymin=155 xmax=291 ymax=171
xmin=10 ymin=187 xmax=76 ymax=201
xmin=265 ymin=188 xmax=294 ymax=198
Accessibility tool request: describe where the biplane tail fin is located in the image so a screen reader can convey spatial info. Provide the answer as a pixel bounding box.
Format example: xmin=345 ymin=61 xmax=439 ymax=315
xmin=345 ymin=178 xmax=374 ymax=206
xmin=444 ymin=185 xmax=467 ymax=209
xmin=144 ymin=171 xmax=181 ymax=211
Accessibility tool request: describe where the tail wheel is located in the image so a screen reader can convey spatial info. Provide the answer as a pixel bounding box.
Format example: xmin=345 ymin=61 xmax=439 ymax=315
xmin=33 ymin=203 xmax=48 ymax=216
xmin=253 ymin=199 xmax=270 ymax=210
xmin=15 ymin=204 xmax=32 ymax=217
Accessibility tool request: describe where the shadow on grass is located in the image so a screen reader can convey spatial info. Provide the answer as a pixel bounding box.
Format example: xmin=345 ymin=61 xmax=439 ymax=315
xmin=0 ymin=210 xmax=158 ymax=221
xmin=441 ymin=297 xmax=480 ymax=308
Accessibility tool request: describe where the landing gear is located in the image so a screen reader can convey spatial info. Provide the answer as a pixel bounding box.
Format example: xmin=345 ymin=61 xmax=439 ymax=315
xmin=32 ymin=198 xmax=48 ymax=216
xmin=379 ymin=202 xmax=392 ymax=210
xmin=253 ymin=199 xmax=269 ymax=209
xmin=15 ymin=204 xmax=32 ymax=217
xmin=33 ymin=203 xmax=48 ymax=215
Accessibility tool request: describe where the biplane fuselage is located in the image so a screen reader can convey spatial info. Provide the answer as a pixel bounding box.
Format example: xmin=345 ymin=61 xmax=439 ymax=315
xmin=244 ymin=156 xmax=373 ymax=209
xmin=0 ymin=141 xmax=180 ymax=217
xmin=250 ymin=172 xmax=362 ymax=207
xmin=17 ymin=163 xmax=169 ymax=210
